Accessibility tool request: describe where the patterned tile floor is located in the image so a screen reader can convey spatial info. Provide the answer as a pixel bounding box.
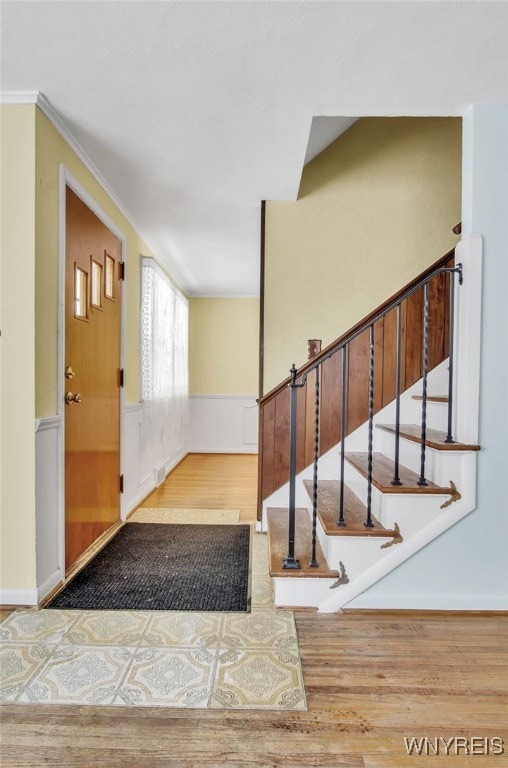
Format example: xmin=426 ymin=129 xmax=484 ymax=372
xmin=0 ymin=532 xmax=307 ymax=710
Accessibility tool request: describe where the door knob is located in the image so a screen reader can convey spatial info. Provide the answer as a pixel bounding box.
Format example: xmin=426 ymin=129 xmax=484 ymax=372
xmin=65 ymin=366 xmax=76 ymax=379
xmin=65 ymin=392 xmax=83 ymax=405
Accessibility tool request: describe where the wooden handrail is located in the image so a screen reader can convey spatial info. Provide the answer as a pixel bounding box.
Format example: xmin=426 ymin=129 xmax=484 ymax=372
xmin=259 ymin=247 xmax=456 ymax=406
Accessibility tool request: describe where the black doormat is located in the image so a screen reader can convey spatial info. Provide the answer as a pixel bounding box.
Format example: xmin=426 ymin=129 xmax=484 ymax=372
xmin=47 ymin=523 xmax=251 ymax=612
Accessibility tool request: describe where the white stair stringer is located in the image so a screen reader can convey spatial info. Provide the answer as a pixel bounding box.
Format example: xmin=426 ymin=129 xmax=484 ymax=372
xmin=306 ymin=451 xmax=475 ymax=597
xmin=270 ymin=447 xmax=477 ymax=611
xmin=318 ymin=467 xmax=477 ymax=613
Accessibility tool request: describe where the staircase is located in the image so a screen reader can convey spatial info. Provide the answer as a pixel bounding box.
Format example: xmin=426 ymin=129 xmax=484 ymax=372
xmin=259 ymin=235 xmax=482 ymax=612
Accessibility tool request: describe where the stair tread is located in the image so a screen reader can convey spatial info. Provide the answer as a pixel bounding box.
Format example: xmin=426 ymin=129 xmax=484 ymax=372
xmin=377 ymin=424 xmax=480 ymax=452
xmin=412 ymin=395 xmax=448 ymax=403
xmin=267 ymin=507 xmax=339 ymax=578
xmin=345 ymin=452 xmax=454 ymax=494
xmin=303 ymin=479 xmax=396 ymax=537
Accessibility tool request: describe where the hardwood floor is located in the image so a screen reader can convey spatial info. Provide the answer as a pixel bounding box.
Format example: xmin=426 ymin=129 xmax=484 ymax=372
xmin=140 ymin=453 xmax=258 ymax=523
xmin=1 ymin=611 xmax=507 ymax=766
xmin=2 ymin=454 xmax=507 ymax=766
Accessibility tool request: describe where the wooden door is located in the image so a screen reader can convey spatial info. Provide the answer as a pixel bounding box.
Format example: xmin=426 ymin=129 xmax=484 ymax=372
xmin=64 ymin=187 xmax=122 ymax=572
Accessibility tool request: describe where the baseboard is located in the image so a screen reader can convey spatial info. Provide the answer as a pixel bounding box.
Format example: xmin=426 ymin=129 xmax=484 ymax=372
xmin=0 ymin=588 xmax=38 ymax=607
xmin=121 ymin=450 xmax=188 ymax=520
xmin=121 ymin=480 xmax=155 ymax=521
xmin=189 ymin=446 xmax=258 ymax=454
xmin=341 ymin=608 xmax=508 ymax=616
xmin=344 ymin=593 xmax=508 ymax=611
xmin=164 ymin=449 xmax=188 ymax=476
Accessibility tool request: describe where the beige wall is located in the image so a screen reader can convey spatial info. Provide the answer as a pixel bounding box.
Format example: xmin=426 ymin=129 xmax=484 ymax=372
xmin=0 ymin=105 xmax=37 ymax=591
xmin=189 ymin=298 xmax=259 ymax=395
xmin=264 ymin=117 xmax=462 ymax=393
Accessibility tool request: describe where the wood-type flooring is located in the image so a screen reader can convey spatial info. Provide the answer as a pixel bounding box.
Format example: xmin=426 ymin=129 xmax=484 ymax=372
xmin=1 ymin=454 xmax=506 ymax=766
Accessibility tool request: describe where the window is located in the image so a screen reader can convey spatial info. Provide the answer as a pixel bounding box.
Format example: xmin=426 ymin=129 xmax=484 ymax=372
xmin=140 ymin=256 xmax=189 ymax=458
xmin=74 ymin=265 xmax=88 ymax=319
xmin=105 ymin=252 xmax=115 ymax=299
xmin=91 ymin=258 xmax=103 ymax=309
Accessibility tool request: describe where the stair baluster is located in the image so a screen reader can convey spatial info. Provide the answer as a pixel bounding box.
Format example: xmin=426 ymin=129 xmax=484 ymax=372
xmin=391 ymin=303 xmax=403 ymax=486
xmin=445 ymin=264 xmax=463 ymax=443
xmin=337 ymin=344 xmax=347 ymax=527
xmin=417 ymin=283 xmax=430 ymax=486
xmin=310 ymin=365 xmax=320 ymax=566
xmin=282 ymin=364 xmax=302 ymax=569
xmin=365 ymin=324 xmax=375 ymax=528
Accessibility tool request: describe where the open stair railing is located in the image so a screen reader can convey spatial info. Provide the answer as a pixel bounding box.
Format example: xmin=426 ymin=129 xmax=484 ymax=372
xmin=258 ymin=248 xmax=463 ymax=571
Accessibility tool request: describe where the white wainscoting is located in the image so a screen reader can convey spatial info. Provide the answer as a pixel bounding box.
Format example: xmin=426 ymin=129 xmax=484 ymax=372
xmin=122 ymin=403 xmax=153 ymax=519
xmin=28 ymin=403 xmax=189 ymax=604
xmin=189 ymin=395 xmax=258 ymax=453
xmin=121 ymin=402 xmax=188 ymax=519
xmin=35 ymin=416 xmax=64 ymax=602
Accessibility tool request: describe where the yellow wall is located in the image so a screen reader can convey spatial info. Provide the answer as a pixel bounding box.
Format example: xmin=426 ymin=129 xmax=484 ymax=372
xmin=0 ymin=105 xmax=37 ymax=591
xmin=189 ymin=298 xmax=259 ymax=395
xmin=264 ymin=117 xmax=462 ymax=393
xmin=1 ymin=104 xmax=182 ymax=594
xmin=35 ymin=107 xmax=157 ymax=413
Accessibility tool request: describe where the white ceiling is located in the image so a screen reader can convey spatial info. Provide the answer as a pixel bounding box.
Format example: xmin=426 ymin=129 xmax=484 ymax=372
xmin=1 ymin=1 xmax=507 ymax=296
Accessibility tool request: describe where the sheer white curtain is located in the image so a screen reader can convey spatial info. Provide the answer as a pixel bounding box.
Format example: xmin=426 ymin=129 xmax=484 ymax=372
xmin=140 ymin=257 xmax=189 ymax=468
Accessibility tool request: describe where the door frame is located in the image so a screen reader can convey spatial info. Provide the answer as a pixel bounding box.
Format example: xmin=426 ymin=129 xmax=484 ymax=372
xmin=56 ymin=164 xmax=127 ymax=577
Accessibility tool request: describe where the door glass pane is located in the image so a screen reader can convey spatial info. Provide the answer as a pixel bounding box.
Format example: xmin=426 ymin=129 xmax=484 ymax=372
xmin=91 ymin=259 xmax=102 ymax=308
xmin=75 ymin=266 xmax=88 ymax=319
xmin=105 ymin=253 xmax=115 ymax=299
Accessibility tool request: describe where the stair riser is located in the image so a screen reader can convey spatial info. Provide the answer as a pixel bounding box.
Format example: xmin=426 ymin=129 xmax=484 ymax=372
xmin=309 ymin=486 xmax=450 ymax=554
xmin=378 ymin=493 xmax=453 ymax=534
xmin=411 ymin=400 xmax=450 ymax=432
xmin=376 ymin=430 xmax=466 ymax=486
xmin=272 ymin=577 xmax=338 ymax=608
xmin=322 ymin=535 xmax=394 ymax=580
xmin=303 ymin=501 xmax=395 ymax=577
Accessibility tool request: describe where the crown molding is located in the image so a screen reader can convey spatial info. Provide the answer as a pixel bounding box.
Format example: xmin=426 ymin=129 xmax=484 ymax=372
xmin=0 ymin=90 xmax=188 ymax=291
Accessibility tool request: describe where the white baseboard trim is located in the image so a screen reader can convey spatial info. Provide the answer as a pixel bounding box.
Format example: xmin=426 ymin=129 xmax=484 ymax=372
xmin=0 ymin=589 xmax=38 ymax=607
xmin=189 ymin=446 xmax=258 ymax=455
xmin=344 ymin=593 xmax=508 ymax=611
xmin=121 ymin=450 xmax=188 ymax=520
xmin=122 ymin=483 xmax=155 ymax=520
xmin=165 ymin=449 xmax=188 ymax=476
